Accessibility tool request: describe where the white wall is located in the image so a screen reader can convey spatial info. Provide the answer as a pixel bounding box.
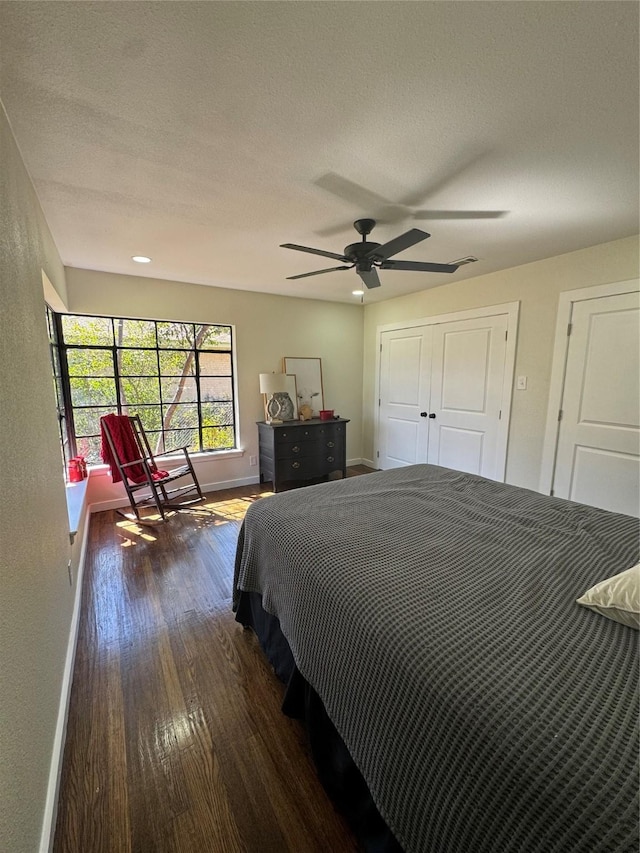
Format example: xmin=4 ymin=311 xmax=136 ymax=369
xmin=0 ymin=103 xmax=78 ymax=852
xmin=64 ymin=268 xmax=365 ymax=508
xmin=362 ymin=235 xmax=639 ymax=489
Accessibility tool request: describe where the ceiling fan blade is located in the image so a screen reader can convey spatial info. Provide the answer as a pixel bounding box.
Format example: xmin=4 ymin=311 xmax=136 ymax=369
xmin=398 ymin=148 xmax=495 ymax=208
xmin=314 ymin=172 xmax=391 ymax=210
xmin=381 ymin=260 xmax=459 ymax=274
xmin=280 ymin=243 xmax=349 ymax=262
xmin=367 ymin=228 xmax=430 ymax=261
xmin=357 ymin=267 xmax=381 ymax=289
xmin=287 ymin=266 xmax=351 ymax=280
xmin=412 ymin=210 xmax=507 ymax=220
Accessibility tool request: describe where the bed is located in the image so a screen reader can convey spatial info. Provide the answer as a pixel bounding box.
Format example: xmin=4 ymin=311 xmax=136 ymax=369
xmin=233 ymin=464 xmax=639 ymax=852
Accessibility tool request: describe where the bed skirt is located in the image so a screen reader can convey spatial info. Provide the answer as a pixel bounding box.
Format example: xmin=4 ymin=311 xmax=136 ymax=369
xmin=235 ymin=590 xmax=403 ymax=853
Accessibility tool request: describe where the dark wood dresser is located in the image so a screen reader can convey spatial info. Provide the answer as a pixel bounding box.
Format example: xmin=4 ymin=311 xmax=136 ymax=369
xmin=257 ymin=418 xmax=349 ymax=492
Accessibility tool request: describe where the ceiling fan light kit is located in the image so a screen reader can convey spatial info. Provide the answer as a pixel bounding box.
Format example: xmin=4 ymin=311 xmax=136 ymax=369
xmin=280 ymin=219 xmax=460 ymax=290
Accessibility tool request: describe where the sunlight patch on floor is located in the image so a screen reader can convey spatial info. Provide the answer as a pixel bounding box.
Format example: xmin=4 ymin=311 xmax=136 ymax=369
xmin=201 ymin=491 xmax=273 ymax=521
xmin=111 ymin=490 xmax=273 ymax=540
xmin=116 ymin=517 xmax=159 ymax=545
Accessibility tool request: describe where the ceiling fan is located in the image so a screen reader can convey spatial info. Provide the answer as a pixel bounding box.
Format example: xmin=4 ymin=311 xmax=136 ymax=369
xmin=280 ymin=218 xmax=459 ymax=289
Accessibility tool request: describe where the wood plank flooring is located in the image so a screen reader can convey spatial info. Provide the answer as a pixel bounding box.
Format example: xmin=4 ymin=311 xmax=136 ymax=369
xmin=54 ymin=467 xmax=375 ymax=853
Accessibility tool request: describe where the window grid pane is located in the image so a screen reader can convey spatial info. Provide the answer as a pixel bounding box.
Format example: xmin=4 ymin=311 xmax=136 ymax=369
xmin=70 ymin=377 xmax=118 ymax=408
xmin=62 ymin=315 xmax=114 ymax=346
xmin=73 ymin=406 xmax=120 ymax=438
xmin=199 ymin=351 xmax=232 ymax=376
xmin=114 ymin=319 xmax=157 ymax=348
xmin=67 ymin=348 xmax=115 ymax=377
xmin=118 ymin=349 xmax=159 ymax=376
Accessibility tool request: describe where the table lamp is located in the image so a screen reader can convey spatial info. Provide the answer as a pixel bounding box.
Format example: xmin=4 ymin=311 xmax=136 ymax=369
xmin=259 ymin=373 xmax=288 ymax=423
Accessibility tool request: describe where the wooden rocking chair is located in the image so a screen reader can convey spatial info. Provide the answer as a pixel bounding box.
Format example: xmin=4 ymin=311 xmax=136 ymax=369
xmin=100 ymin=413 xmax=204 ymax=522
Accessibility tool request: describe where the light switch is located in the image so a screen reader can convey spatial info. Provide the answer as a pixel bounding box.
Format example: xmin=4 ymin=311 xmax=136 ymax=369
xmin=516 ymin=375 xmax=527 ymax=390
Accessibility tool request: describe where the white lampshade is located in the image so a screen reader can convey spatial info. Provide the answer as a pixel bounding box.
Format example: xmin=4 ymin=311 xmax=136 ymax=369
xmin=259 ymin=372 xmax=287 ymax=395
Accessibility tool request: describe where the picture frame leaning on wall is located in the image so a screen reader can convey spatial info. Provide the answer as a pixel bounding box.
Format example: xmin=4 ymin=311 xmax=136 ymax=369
xmin=282 ymin=357 xmax=324 ymax=417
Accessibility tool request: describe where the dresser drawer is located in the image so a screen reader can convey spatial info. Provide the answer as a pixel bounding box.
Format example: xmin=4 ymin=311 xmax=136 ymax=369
xmin=275 ymin=435 xmax=344 ymax=461
xmin=274 ymin=422 xmax=345 ymax=445
xmin=277 ymin=453 xmax=341 ymax=479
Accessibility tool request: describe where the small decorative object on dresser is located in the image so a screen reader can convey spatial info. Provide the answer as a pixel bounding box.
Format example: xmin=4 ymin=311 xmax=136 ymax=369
xmin=258 ymin=417 xmax=349 ymax=492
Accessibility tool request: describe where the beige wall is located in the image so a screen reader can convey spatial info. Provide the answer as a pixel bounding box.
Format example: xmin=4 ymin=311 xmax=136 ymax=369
xmin=65 ymin=268 xmax=364 ymax=507
xmin=0 ymin=104 xmax=75 ymax=851
xmin=363 ymin=235 xmax=639 ymax=489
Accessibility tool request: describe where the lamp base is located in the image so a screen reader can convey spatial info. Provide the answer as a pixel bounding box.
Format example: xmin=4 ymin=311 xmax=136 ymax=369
xmin=266 ymin=394 xmax=284 ymax=424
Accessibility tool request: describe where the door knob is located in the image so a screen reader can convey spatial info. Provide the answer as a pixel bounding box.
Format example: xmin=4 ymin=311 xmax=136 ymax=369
xmin=420 ymin=411 xmax=428 ymax=417
xmin=428 ymin=413 xmax=436 ymax=419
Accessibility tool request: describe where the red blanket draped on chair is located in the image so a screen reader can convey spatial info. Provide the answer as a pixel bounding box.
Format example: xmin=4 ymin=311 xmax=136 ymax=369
xmin=100 ymin=414 xmax=168 ymax=484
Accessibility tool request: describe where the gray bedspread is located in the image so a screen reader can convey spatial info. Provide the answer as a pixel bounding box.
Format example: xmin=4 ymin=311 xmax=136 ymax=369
xmin=233 ymin=464 xmax=639 ymax=852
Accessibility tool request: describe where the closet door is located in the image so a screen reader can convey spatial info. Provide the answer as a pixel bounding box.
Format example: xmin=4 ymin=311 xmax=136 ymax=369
xmin=552 ymin=291 xmax=640 ymax=516
xmin=377 ymin=311 xmax=512 ymax=479
xmin=427 ymin=315 xmax=509 ymax=479
xmin=378 ymin=327 xmax=432 ymax=469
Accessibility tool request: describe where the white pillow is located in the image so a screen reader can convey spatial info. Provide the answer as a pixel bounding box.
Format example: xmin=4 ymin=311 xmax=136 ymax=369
xmin=577 ymin=563 xmax=640 ymax=629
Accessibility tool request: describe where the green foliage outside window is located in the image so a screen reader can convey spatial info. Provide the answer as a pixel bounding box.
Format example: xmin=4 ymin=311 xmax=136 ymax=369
xmin=55 ymin=314 xmax=236 ymax=464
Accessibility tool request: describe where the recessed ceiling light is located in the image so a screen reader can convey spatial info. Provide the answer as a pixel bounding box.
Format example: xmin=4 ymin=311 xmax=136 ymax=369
xmin=352 ymin=289 xmax=364 ymax=296
xmin=131 ymin=255 xmax=152 ymax=263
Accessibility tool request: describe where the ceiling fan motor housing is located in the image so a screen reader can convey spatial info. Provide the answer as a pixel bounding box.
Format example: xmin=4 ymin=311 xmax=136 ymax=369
xmin=344 ymin=241 xmax=382 ymax=263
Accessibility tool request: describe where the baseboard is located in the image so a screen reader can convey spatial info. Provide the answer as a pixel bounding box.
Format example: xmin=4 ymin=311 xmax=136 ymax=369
xmin=39 ymin=512 xmax=91 ymax=852
xmin=360 ymin=457 xmax=377 ymax=469
xmin=89 ymin=475 xmax=262 ymax=514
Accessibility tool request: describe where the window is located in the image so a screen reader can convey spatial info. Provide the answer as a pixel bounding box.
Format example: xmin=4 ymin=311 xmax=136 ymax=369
xmin=46 ymin=305 xmax=71 ymax=473
xmin=53 ymin=313 xmax=236 ymax=464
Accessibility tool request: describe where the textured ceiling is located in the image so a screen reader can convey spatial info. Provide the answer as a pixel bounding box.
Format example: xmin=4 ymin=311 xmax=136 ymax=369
xmin=0 ymin=1 xmax=638 ymax=304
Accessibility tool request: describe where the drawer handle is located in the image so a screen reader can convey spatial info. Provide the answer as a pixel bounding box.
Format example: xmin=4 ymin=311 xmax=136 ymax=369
xmin=326 ymin=456 xmax=334 ymax=463
xmin=327 ymin=441 xmax=335 ymax=448
xmin=292 ymin=445 xmax=300 ymax=453
xmin=291 ymin=461 xmax=300 ymax=469
xmin=304 ymin=430 xmax=309 ymax=436
xmin=282 ymin=432 xmax=287 ymax=438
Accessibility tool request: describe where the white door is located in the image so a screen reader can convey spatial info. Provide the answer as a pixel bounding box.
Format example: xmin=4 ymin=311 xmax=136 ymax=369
xmin=552 ymin=291 xmax=640 ymax=516
xmin=428 ymin=315 xmax=509 ymax=478
xmin=378 ymin=313 xmax=511 ymax=479
xmin=378 ymin=327 xmax=431 ymax=468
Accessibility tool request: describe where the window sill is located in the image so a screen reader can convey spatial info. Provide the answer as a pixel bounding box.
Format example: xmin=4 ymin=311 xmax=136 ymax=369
xmin=66 ymin=478 xmax=89 ymax=544
xmin=88 ymin=447 xmax=245 ymax=478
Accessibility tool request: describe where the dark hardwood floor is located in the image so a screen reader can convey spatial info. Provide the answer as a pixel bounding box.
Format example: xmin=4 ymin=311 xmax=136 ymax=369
xmin=54 ymin=467 xmax=376 ymax=853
